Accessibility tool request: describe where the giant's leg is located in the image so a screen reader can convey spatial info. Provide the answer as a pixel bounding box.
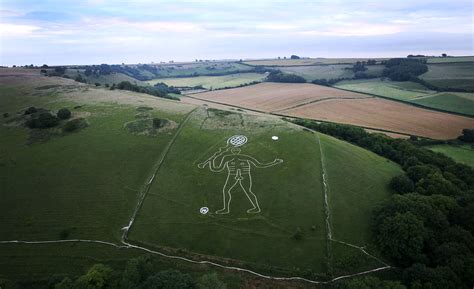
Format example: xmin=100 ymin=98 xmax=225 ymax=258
xmin=240 ymin=174 xmax=261 ymax=213
xmin=216 ymin=174 xmax=239 ymax=214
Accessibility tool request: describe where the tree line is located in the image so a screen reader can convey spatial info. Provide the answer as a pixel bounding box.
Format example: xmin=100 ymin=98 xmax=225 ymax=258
xmin=291 ymin=119 xmax=474 ymax=289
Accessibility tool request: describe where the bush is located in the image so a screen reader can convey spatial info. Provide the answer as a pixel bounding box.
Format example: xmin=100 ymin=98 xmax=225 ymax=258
xmin=197 ymin=273 xmax=226 ymax=289
xmin=390 ymin=175 xmax=415 ymax=193
xmin=152 ymin=118 xmax=168 ymax=129
xmin=95 ymin=82 xmax=101 ymax=86
xmin=57 ymin=108 xmax=71 ymax=120
xmin=63 ymin=118 xmax=88 ymax=132
xmin=266 ymin=71 xmax=306 ymax=83
xmin=26 ymin=112 xmax=59 ymax=129
xmin=458 ymin=129 xmax=474 ymax=143
xmin=24 ymin=106 xmax=37 ymax=115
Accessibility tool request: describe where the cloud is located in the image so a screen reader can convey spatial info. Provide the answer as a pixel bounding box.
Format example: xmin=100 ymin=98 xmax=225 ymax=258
xmin=0 ymin=23 xmax=41 ymax=36
xmin=300 ymin=23 xmax=403 ymax=37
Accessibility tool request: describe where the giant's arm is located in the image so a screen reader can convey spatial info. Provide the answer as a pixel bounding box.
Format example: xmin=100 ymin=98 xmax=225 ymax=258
xmin=209 ymin=154 xmax=230 ymax=172
xmin=244 ymin=155 xmax=283 ymax=168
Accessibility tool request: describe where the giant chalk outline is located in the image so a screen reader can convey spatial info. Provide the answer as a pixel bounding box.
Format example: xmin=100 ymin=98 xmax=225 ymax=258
xmin=198 ymin=135 xmax=283 ymax=214
xmin=0 ymin=111 xmax=393 ymax=285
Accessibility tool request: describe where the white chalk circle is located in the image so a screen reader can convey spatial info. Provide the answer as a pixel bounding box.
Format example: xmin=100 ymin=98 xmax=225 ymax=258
xmin=272 ymin=136 xmax=279 ymax=141
xmin=200 ymin=207 xmax=209 ymax=214
xmin=228 ymin=135 xmax=248 ymax=147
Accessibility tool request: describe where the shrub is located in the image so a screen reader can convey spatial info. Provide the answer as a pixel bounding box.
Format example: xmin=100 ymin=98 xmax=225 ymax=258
xmin=57 ymin=108 xmax=71 ymax=120
xmin=94 ymin=82 xmax=101 ymax=86
xmin=26 ymin=112 xmax=59 ymax=129
xmin=63 ymin=118 xmax=88 ymax=132
xmin=266 ymin=71 xmax=306 ymax=83
xmin=152 ymin=118 xmax=168 ymax=128
xmin=24 ymin=106 xmax=38 ymax=115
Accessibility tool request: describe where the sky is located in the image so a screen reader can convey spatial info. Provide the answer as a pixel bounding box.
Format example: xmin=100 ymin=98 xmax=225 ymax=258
xmin=0 ymin=0 xmax=473 ymax=65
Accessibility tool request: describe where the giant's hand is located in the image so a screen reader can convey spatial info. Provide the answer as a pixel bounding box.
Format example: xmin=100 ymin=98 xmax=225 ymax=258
xmin=274 ymin=158 xmax=283 ymax=164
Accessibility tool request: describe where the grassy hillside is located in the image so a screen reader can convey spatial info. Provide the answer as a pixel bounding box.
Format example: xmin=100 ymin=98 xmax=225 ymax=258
xmin=128 ymin=108 xmax=400 ymax=276
xmin=426 ymin=144 xmax=474 ymax=168
xmin=1 ymin=71 xmax=401 ymax=283
xmin=147 ymin=73 xmax=266 ymax=89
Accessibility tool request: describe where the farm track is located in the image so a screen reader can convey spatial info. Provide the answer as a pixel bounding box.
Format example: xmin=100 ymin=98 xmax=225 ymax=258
xmin=271 ymin=96 xmax=372 ymax=113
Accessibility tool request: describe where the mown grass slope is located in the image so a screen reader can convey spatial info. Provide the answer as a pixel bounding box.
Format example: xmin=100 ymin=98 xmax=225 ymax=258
xmin=129 ymin=108 xmax=400 ymax=277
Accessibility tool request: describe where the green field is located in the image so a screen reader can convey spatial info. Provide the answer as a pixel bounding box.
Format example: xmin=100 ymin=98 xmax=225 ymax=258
xmin=420 ymin=62 xmax=474 ymax=90
xmin=277 ymin=65 xmax=384 ymax=81
xmin=411 ymin=92 xmax=474 ymax=116
xmin=334 ymin=78 xmax=474 ymax=115
xmin=426 ymin=144 xmax=474 ymax=168
xmin=335 ymin=78 xmax=435 ymax=100
xmin=147 ymin=73 xmax=266 ymax=89
xmin=426 ymin=56 xmax=474 ymax=63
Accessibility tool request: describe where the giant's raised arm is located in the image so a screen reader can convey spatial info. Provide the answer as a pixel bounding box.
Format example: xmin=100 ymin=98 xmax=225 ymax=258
xmin=245 ymin=155 xmax=283 ymax=168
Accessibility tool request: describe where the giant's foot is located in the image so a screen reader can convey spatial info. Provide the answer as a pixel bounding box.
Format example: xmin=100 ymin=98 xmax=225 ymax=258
xmin=247 ymin=207 xmax=261 ymax=213
xmin=216 ymin=208 xmax=230 ymax=214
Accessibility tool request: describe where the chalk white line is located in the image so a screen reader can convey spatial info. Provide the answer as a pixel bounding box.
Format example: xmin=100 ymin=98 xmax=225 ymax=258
xmin=317 ymin=133 xmax=333 ymax=269
xmin=0 ymin=112 xmax=392 ymax=285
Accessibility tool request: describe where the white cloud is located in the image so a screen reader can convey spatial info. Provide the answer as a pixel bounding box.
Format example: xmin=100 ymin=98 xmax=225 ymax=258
xmin=300 ymin=23 xmax=403 ymax=37
xmin=0 ymin=23 xmax=41 ymax=36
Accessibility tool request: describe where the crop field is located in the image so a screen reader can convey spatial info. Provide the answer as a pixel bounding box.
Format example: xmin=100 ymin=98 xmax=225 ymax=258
xmin=426 ymin=144 xmax=474 ymax=168
xmin=420 ymin=62 xmax=474 ymax=90
xmin=193 ymin=82 xmax=474 ymax=139
xmin=244 ymin=58 xmax=389 ymax=66
xmin=191 ymin=82 xmax=370 ymax=112
xmin=128 ymin=107 xmax=400 ymax=276
xmin=147 ymin=73 xmax=266 ymax=89
xmin=277 ymin=65 xmax=384 ymax=81
xmin=280 ymin=98 xmax=474 ymax=139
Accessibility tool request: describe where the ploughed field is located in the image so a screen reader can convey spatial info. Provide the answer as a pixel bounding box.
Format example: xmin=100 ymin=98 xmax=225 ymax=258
xmin=189 ymin=82 xmax=474 ymax=139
